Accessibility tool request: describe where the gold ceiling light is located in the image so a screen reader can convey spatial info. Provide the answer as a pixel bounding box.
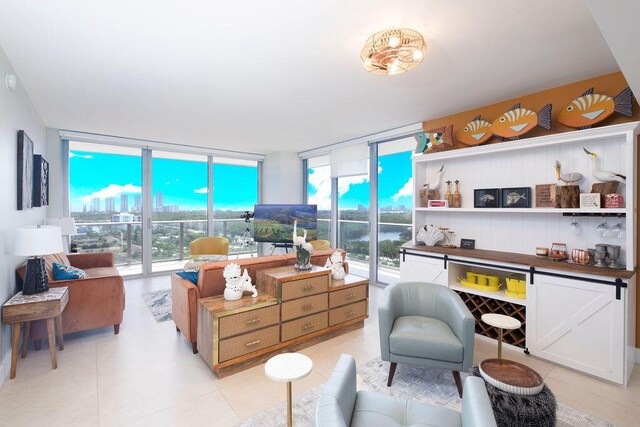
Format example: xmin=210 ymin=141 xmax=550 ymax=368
xmin=361 ymin=28 xmax=426 ymax=76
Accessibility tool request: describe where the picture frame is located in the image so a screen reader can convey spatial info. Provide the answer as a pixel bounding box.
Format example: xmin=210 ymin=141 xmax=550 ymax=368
xmin=17 ymin=130 xmax=34 ymax=210
xmin=33 ymin=155 xmax=49 ymax=207
xmin=501 ymin=187 xmax=531 ymax=208
xmin=474 ymin=188 xmax=500 ymax=208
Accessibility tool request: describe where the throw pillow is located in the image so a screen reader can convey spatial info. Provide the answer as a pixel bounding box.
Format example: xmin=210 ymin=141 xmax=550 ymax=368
xmin=52 ymin=262 xmax=88 ymax=280
xmin=43 ymin=252 xmax=72 ymax=280
xmin=176 ymin=271 xmax=199 ymax=285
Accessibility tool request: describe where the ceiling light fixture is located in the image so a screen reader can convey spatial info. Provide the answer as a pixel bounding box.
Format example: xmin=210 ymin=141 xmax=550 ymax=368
xmin=361 ymin=28 xmax=426 ymax=76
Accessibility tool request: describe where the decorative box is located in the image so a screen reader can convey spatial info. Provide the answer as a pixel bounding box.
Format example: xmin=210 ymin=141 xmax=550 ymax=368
xmin=605 ymin=193 xmax=624 ymax=208
xmin=428 ymin=199 xmax=449 ymax=208
xmin=579 ymin=193 xmax=600 ymax=209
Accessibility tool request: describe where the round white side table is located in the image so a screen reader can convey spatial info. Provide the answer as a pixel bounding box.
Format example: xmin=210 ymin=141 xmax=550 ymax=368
xmin=481 ymin=313 xmax=521 ymax=358
xmin=265 ymin=353 xmax=313 ymax=427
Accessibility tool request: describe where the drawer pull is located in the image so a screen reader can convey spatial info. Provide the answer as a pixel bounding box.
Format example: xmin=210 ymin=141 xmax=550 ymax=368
xmin=302 ymin=285 xmax=314 ymax=291
xmin=345 ymin=294 xmax=356 ymax=300
xmin=345 ymin=311 xmax=356 ymax=317
xmin=302 ymin=304 xmax=314 ymax=311
xmin=302 ymin=323 xmax=315 ymax=330
xmin=245 ymin=340 xmax=261 ymax=347
xmin=245 ymin=318 xmax=261 ymax=325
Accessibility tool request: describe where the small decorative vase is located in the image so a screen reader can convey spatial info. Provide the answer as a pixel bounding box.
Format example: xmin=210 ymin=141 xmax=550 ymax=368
xmin=224 ymin=287 xmax=243 ymax=301
xmin=294 ymin=247 xmax=312 ymax=270
xmin=444 ymin=181 xmax=453 ymax=207
xmin=453 ymin=180 xmax=461 ymax=208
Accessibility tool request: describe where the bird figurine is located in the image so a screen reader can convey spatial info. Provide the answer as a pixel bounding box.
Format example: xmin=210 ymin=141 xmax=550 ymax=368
xmin=583 ymin=148 xmax=626 ymax=183
xmin=423 ymin=165 xmax=445 ymax=190
xmin=554 ymin=161 xmax=583 ymax=185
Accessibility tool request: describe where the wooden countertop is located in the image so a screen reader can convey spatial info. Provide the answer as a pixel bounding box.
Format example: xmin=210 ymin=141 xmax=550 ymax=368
xmin=402 ymin=244 xmax=636 ymax=280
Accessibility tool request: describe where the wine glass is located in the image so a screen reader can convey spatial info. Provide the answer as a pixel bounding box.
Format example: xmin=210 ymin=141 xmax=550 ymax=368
xmin=596 ymin=219 xmax=610 ymax=238
xmin=569 ymin=216 xmax=580 ymax=235
xmin=611 ymin=221 xmax=625 ymax=239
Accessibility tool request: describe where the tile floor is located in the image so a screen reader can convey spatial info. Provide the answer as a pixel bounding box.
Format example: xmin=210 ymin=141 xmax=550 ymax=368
xmin=1 ymin=275 xmax=639 ymax=426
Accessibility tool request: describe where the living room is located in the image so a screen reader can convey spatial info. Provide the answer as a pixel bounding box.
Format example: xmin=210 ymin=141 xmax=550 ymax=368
xmin=1 ymin=1 xmax=640 ymax=426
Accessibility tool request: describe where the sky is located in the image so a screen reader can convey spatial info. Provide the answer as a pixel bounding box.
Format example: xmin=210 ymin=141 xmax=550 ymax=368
xmin=69 ymin=150 xmax=258 ymax=212
xmin=308 ymin=150 xmax=413 ymax=210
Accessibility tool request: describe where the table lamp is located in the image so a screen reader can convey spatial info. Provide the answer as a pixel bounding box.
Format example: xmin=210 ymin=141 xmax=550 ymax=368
xmin=13 ymin=225 xmax=63 ymax=294
xmin=46 ymin=217 xmax=77 ymax=253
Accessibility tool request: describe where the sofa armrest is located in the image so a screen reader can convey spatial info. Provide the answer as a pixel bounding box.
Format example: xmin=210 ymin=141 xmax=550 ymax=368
xmin=67 ymin=252 xmax=115 ymax=269
xmin=378 ymin=285 xmax=398 ymax=362
xmin=437 ymin=289 xmax=475 ymax=370
xmin=315 ymin=354 xmax=356 ymax=427
xmin=461 ymin=377 xmax=497 ymax=427
xmin=171 ymin=274 xmax=200 ymax=344
xmin=49 ymin=274 xmax=125 ymax=311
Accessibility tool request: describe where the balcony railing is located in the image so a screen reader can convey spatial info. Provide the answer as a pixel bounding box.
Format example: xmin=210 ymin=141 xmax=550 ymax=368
xmin=71 ymin=218 xmax=256 ymax=267
xmin=337 ymin=219 xmax=412 ymax=268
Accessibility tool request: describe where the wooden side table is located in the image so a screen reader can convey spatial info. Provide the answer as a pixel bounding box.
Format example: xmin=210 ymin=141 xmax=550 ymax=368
xmin=2 ymin=287 xmax=69 ymax=379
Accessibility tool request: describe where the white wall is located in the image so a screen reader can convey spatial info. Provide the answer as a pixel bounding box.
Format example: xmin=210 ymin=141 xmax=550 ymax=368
xmin=0 ymin=45 xmax=47 ymax=383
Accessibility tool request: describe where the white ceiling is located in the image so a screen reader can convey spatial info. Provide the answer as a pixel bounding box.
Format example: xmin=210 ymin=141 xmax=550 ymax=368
xmin=0 ymin=0 xmax=620 ymax=154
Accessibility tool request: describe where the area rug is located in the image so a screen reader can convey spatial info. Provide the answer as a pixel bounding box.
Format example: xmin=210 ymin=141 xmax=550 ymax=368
xmin=142 ymin=289 xmax=172 ymax=322
xmin=239 ymin=357 xmax=611 ymax=427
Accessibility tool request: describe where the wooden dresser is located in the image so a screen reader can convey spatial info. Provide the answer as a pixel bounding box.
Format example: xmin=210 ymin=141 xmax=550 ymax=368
xmin=197 ymin=266 xmax=368 ymax=378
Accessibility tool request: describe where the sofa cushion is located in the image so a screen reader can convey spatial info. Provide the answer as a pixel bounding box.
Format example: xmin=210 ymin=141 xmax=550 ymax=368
xmin=83 ymin=266 xmax=121 ymax=278
xmin=52 ymin=262 xmax=88 ymax=280
xmin=390 ymin=316 xmax=463 ymax=362
xmin=351 ymin=390 xmax=461 ymax=427
xmin=43 ymin=252 xmax=71 ymax=280
xmin=176 ymin=271 xmax=199 ymax=285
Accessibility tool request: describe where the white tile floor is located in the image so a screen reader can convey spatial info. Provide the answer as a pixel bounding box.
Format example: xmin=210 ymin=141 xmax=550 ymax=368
xmin=1 ymin=275 xmax=640 ymax=426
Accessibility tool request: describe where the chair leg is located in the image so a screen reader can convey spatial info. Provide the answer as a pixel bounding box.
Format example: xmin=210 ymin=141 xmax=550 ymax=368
xmin=387 ymin=362 xmax=397 ymax=387
xmin=34 ymin=339 xmax=42 ymax=351
xmin=113 ymin=324 xmax=120 ymax=334
xmin=192 ymin=342 xmax=198 ymax=354
xmin=452 ymin=371 xmax=463 ymax=397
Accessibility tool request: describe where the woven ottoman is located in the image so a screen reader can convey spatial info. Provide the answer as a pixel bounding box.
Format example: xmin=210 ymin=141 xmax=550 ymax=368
xmin=472 ymin=367 xmax=557 ymax=427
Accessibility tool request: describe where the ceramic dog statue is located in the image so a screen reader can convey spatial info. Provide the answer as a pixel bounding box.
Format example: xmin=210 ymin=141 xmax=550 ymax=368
xmin=324 ymin=251 xmax=346 ymax=280
xmin=223 ymin=263 xmax=256 ymax=300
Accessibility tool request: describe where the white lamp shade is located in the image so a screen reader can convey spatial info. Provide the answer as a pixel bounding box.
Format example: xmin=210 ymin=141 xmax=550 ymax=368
xmin=13 ymin=225 xmax=64 ymax=256
xmin=46 ymin=217 xmax=77 ymax=236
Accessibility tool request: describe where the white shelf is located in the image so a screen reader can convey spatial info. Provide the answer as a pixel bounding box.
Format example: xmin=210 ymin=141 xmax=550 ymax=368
xmin=414 ymin=207 xmax=626 ymax=214
xmin=449 ymin=283 xmax=526 ymax=305
xmin=412 ymin=122 xmax=639 ymax=163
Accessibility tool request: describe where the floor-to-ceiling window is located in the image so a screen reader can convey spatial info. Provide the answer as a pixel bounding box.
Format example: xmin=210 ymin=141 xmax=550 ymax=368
xmin=337 ymin=173 xmax=370 ymax=276
xmin=69 ymin=142 xmax=143 ymax=275
xmin=212 ymin=159 xmax=259 ymax=256
xmin=151 ymin=151 xmax=208 ymax=273
xmin=376 ymin=139 xmax=414 ymax=284
xmin=307 ymin=156 xmax=332 ymax=241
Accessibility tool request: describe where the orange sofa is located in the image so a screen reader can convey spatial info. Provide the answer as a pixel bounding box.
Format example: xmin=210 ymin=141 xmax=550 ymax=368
xmin=171 ymin=249 xmax=347 ymax=353
xmin=16 ymin=252 xmax=125 ymax=348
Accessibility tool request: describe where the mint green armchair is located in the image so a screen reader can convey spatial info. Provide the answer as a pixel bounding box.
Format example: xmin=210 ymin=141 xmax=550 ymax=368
xmin=379 ymin=282 xmax=475 ymax=396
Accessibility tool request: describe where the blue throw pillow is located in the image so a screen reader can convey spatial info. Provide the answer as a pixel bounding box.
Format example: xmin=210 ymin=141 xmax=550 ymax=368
xmin=176 ymin=271 xmax=199 ymax=285
xmin=52 ymin=262 xmax=89 ymax=280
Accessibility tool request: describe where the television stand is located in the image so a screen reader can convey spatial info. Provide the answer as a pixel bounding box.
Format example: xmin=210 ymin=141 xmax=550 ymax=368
xmin=270 ymin=243 xmax=294 ymax=255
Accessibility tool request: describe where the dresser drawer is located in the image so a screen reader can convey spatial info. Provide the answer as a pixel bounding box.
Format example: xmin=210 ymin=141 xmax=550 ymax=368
xmin=329 ymin=300 xmax=367 ymax=326
xmin=281 ymin=293 xmax=328 ymax=322
xmin=281 ymin=312 xmax=328 ymax=342
xmin=329 ymin=285 xmax=367 ymax=308
xmin=218 ymin=325 xmax=280 ymax=363
xmin=218 ymin=304 xmax=280 ymax=339
xmin=281 ymin=275 xmax=329 ymax=301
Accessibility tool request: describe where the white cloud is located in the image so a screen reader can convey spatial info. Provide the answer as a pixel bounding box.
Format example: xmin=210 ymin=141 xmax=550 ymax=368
xmin=194 ymin=187 xmax=208 ymax=194
xmin=69 ymin=152 xmax=93 ymax=159
xmin=81 ymin=183 xmax=141 ymax=202
xmin=392 ymin=177 xmax=413 ymax=202
xmin=308 ymin=165 xmax=370 ymax=210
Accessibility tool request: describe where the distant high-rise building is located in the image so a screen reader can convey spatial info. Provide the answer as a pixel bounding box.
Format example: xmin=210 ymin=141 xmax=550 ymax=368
xmin=112 ymin=212 xmax=135 ymax=223
xmin=120 ymin=194 xmax=129 ymax=212
xmin=162 ymin=205 xmax=180 ymax=213
xmin=133 ymin=195 xmax=142 ymax=212
xmin=105 ymin=197 xmax=115 ymax=212
xmin=156 ymin=192 xmax=164 ymax=211
xmin=91 ymin=197 xmax=100 ymax=212
xmin=83 ymin=203 xmax=87 ymax=212
xmin=357 ymin=204 xmax=366 ymax=211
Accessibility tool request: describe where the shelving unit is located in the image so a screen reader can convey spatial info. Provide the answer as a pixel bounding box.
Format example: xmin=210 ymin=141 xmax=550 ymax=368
xmin=414 ymin=207 xmax=626 ymax=214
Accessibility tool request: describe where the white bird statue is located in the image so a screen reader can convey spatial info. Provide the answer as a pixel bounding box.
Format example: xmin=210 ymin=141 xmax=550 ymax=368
xmin=292 ymin=220 xmax=314 ymax=254
xmin=423 ymin=165 xmax=445 ymax=190
xmin=583 ymin=148 xmax=626 ymax=184
xmin=554 ymin=161 xmax=583 ymax=185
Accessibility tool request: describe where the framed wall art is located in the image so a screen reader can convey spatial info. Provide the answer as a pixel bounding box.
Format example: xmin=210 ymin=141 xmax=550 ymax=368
xmin=502 ymin=187 xmax=531 ymax=208
xmin=17 ymin=130 xmax=34 ymax=210
xmin=474 ymin=188 xmax=500 ymax=208
xmin=33 ymin=154 xmax=49 ymax=207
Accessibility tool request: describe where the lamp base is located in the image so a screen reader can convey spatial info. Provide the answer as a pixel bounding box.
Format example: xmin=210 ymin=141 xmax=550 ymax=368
xmin=23 ymin=258 xmax=49 ymax=295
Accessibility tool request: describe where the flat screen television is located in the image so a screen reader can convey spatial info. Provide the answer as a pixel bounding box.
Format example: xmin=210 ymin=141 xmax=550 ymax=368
xmin=253 ymin=204 xmax=318 ymax=243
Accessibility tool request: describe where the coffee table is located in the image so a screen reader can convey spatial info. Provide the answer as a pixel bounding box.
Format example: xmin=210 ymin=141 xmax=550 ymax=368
xmin=265 ymin=353 xmax=313 ymax=427
xmin=481 ymin=313 xmax=521 ymax=358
